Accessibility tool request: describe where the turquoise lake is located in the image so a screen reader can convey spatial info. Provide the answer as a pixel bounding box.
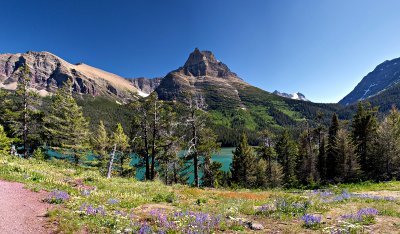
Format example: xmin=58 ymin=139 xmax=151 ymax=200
xmin=49 ymin=147 xmax=235 ymax=183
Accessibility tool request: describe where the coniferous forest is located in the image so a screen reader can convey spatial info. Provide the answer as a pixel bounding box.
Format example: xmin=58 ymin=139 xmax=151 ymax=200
xmin=1 ymin=65 xmax=400 ymax=189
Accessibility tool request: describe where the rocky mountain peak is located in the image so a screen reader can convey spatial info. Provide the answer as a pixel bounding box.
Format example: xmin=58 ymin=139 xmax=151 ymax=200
xmin=273 ymin=90 xmax=309 ymax=101
xmin=182 ymin=48 xmax=236 ymax=78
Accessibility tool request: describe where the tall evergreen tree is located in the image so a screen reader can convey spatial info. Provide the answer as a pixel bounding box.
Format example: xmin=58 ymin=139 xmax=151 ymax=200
xmin=275 ymin=130 xmax=298 ymax=187
xmin=256 ymin=130 xmax=283 ymax=187
xmin=255 ymin=158 xmax=268 ymax=188
xmin=5 ymin=64 xmax=41 ymax=158
xmin=231 ymin=134 xmax=257 ymax=188
xmin=317 ymin=137 xmax=327 ymax=182
xmin=157 ymin=104 xmax=184 ymax=185
xmin=374 ymin=106 xmax=400 ymax=180
xmin=256 ymin=130 xmax=276 ymax=182
xmin=298 ymin=127 xmax=319 ymax=185
xmin=326 ymin=113 xmax=339 ymax=181
xmin=107 ymin=123 xmax=129 ymax=178
xmin=0 ymin=125 xmax=12 ymax=155
xmin=351 ymin=102 xmax=378 ymax=177
xmin=44 ymin=81 xmax=90 ymax=165
xmin=130 ymin=97 xmax=151 ymax=180
xmin=336 ymin=129 xmax=360 ymax=182
xmin=199 ymin=128 xmax=220 ymax=187
xmin=183 ymin=94 xmax=218 ymax=187
xmin=92 ymin=121 xmax=110 ymax=173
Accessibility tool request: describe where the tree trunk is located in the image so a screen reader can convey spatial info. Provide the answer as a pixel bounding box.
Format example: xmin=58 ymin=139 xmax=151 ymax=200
xmin=173 ymin=162 xmax=178 ymax=184
xmin=192 ymin=110 xmax=199 ymax=187
xmin=107 ymin=144 xmax=117 ymax=179
xmin=150 ymin=101 xmax=157 ymax=180
xmin=143 ymin=125 xmax=150 ymax=180
xmin=23 ymin=82 xmax=28 ymax=158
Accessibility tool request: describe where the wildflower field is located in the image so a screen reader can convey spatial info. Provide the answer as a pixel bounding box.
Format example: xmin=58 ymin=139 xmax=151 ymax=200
xmin=1 ymin=155 xmax=400 ymax=233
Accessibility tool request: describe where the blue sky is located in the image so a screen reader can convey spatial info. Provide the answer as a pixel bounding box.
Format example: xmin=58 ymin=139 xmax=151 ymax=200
xmin=1 ymin=0 xmax=400 ymax=103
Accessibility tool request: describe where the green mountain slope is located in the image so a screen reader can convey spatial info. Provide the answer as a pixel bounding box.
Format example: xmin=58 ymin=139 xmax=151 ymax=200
xmin=155 ymin=49 xmax=341 ymax=145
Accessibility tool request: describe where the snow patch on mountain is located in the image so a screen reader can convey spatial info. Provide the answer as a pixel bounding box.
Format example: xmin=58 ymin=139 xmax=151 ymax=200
xmin=273 ymin=90 xmax=309 ymax=101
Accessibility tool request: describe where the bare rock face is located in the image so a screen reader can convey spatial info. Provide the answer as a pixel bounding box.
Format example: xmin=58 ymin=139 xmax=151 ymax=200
xmin=155 ymin=48 xmax=249 ymax=109
xmin=0 ymin=51 xmax=139 ymax=99
xmin=183 ymin=48 xmax=238 ymax=78
xmin=130 ymin=77 xmax=162 ymax=95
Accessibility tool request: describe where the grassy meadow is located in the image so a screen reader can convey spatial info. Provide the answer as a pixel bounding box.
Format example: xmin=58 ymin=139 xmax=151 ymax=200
xmin=1 ymin=155 xmax=399 ymax=233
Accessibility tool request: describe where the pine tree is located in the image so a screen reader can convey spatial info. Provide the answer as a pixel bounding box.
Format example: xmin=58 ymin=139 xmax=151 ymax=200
xmin=231 ymin=134 xmax=257 ymax=188
xmin=203 ymin=161 xmax=224 ymax=188
xmin=297 ymin=128 xmax=319 ymax=185
xmin=257 ymin=130 xmax=275 ymax=181
xmin=0 ymin=125 xmax=12 ymax=155
xmin=107 ymin=123 xmax=129 ymax=178
xmin=0 ymin=89 xmax=8 ymax=126
xmin=44 ymin=81 xmax=90 ymax=165
xmin=269 ymin=160 xmax=283 ymax=187
xmin=326 ymin=113 xmax=339 ymax=181
xmin=275 ymin=130 xmax=298 ymax=187
xmin=317 ymin=137 xmax=327 ymax=182
xmin=256 ymin=158 xmax=268 ymax=188
xmin=256 ymin=130 xmax=283 ymax=187
xmin=199 ymin=128 xmax=220 ymax=187
xmin=130 ymin=98 xmax=151 ymax=180
xmin=5 ymin=64 xmax=41 ymax=158
xmin=374 ymin=106 xmax=400 ymax=180
xmin=182 ymin=94 xmax=218 ymax=187
xmin=336 ymin=129 xmax=360 ymax=182
xmin=147 ymin=93 xmax=161 ymax=180
xmin=351 ymin=102 xmax=378 ymax=178
xmin=92 ymin=121 xmax=110 ymax=172
xmin=156 ymin=104 xmax=183 ymax=184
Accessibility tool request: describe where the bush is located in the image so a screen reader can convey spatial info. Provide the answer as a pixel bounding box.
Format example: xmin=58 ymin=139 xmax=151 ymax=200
xmin=32 ymin=148 xmax=46 ymax=161
xmin=152 ymin=192 xmax=176 ymax=203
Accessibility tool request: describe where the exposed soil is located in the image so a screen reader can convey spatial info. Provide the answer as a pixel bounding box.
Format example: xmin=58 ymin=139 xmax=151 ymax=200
xmin=0 ymin=180 xmax=53 ymax=234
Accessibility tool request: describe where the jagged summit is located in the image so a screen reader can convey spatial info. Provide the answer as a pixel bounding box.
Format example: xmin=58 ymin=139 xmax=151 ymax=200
xmin=182 ymin=48 xmax=238 ymax=79
xmin=155 ymin=48 xmax=250 ymax=109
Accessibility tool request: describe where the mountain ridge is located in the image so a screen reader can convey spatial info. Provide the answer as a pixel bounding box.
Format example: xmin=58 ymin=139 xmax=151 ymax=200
xmin=339 ymin=57 xmax=400 ymax=105
xmin=0 ymin=51 xmax=142 ymax=100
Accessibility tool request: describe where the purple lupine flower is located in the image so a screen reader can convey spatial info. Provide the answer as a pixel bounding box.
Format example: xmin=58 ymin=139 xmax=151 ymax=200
xmin=138 ymin=223 xmax=152 ymax=234
xmin=46 ymin=190 xmax=70 ymax=204
xmin=80 ymin=203 xmax=107 ymax=216
xmin=107 ymin=198 xmax=120 ymax=205
xmin=258 ymin=204 xmax=274 ymax=213
xmin=81 ymin=190 xmax=91 ymax=196
xmin=301 ymin=214 xmax=321 ymax=228
xmin=356 ymin=208 xmax=378 ymax=220
xmin=341 ymin=208 xmax=378 ymax=222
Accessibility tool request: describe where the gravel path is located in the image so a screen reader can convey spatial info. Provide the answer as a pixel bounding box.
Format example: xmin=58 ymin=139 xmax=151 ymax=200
xmin=0 ymin=180 xmax=52 ymax=234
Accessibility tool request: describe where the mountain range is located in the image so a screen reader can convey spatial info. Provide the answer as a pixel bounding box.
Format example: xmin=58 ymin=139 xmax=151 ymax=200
xmin=2 ymin=48 xmax=400 ymax=144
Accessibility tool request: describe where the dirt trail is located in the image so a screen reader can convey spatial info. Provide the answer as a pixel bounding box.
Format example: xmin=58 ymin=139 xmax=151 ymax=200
xmin=0 ymin=180 xmax=52 ymax=234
